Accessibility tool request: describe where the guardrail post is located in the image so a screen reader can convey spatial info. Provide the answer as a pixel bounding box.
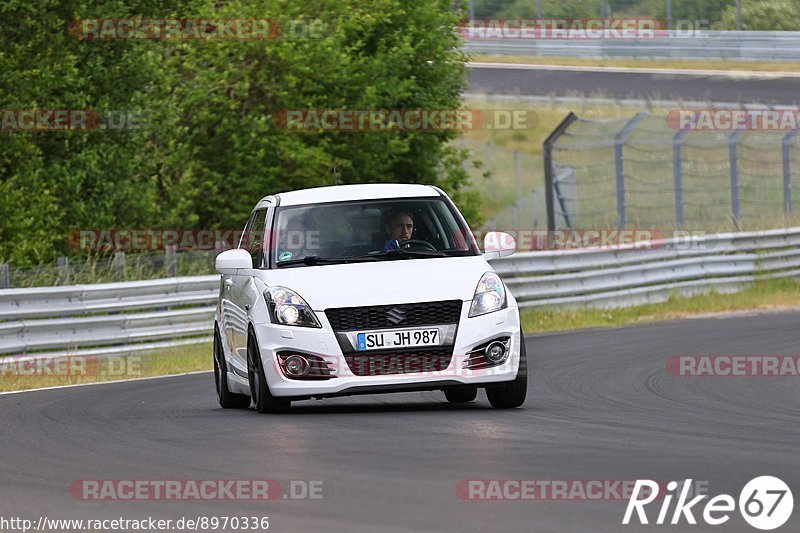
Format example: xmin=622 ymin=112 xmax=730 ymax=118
xmin=0 ymin=263 xmax=9 ymax=289
xmin=782 ymin=130 xmax=798 ymax=216
xmin=112 ymin=251 xmax=126 ymax=279
xmin=543 ymin=112 xmax=578 ymax=235
xmin=57 ymin=256 xmax=70 ymax=285
xmin=614 ymin=112 xmax=646 ymax=229
xmin=672 ymin=129 xmax=690 ymax=229
xmin=729 ymin=130 xmax=744 ymax=230
xmin=165 ymin=245 xmax=177 ymax=277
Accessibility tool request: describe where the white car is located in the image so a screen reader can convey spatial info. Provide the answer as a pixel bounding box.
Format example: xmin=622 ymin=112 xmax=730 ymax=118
xmin=213 ymin=183 xmax=526 ymax=412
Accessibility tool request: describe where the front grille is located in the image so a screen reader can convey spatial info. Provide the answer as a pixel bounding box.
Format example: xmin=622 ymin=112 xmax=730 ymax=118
xmin=325 ymin=300 xmax=462 ymax=331
xmin=345 ymin=348 xmax=453 ymax=376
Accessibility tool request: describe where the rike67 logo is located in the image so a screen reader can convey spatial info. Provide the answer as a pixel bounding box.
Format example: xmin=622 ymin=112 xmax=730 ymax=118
xmin=623 ymin=476 xmax=793 ymax=530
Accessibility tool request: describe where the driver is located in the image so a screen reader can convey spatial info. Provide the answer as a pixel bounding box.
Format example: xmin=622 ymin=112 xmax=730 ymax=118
xmin=381 ymin=208 xmax=415 ymax=251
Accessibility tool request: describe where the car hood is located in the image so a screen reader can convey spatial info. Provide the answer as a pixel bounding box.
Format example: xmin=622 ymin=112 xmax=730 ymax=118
xmin=263 ymin=256 xmax=491 ymax=310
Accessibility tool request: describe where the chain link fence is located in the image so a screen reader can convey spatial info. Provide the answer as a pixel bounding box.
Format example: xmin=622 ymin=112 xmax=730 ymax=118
xmin=543 ymin=112 xmax=800 ymax=232
xmin=460 ymin=137 xmax=546 ymax=231
xmin=0 ymin=248 xmax=218 ymax=289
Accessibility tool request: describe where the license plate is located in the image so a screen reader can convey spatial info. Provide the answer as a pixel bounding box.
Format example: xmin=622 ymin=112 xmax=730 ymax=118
xmin=356 ymin=328 xmax=440 ymax=351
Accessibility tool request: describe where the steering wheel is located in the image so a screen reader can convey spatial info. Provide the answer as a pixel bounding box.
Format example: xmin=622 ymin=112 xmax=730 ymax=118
xmin=400 ymin=239 xmax=437 ymax=252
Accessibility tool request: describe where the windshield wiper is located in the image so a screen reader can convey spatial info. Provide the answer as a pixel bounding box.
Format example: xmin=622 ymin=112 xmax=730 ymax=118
xmin=276 ymin=255 xmax=378 ymax=267
xmin=368 ymin=249 xmax=446 ymax=259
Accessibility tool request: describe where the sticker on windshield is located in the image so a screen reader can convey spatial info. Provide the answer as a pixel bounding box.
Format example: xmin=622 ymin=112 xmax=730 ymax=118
xmin=278 ymin=251 xmax=293 ymax=261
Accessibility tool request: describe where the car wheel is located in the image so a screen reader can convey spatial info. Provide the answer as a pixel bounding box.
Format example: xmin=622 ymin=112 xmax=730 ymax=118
xmin=486 ymin=330 xmax=528 ymax=409
xmin=214 ymin=326 xmax=250 ymax=409
xmin=444 ymin=387 xmax=478 ymax=403
xmin=247 ymin=332 xmax=290 ymax=414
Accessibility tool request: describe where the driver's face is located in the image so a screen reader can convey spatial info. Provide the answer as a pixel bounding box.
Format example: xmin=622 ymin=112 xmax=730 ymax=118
xmin=388 ymin=213 xmax=414 ymax=241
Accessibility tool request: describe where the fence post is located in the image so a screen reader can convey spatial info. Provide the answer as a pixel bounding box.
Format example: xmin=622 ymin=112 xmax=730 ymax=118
xmin=613 ymin=112 xmax=646 ymax=229
xmin=543 ymin=112 xmax=578 ymax=234
xmin=782 ymin=130 xmax=798 ymax=216
xmin=165 ymin=245 xmax=177 ymax=277
xmin=57 ymin=256 xmax=70 ymax=285
xmin=0 ymin=263 xmax=9 ymax=289
xmin=486 ymin=142 xmax=494 ymax=198
xmin=112 ymin=251 xmax=126 ymax=279
xmin=514 ymin=150 xmax=521 ymax=227
xmin=672 ymin=129 xmax=690 ymax=229
xmin=729 ymin=130 xmax=744 ymax=229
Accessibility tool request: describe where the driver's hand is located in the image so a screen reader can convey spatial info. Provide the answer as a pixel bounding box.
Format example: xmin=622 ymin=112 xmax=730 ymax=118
xmin=381 ymin=239 xmax=400 ymax=252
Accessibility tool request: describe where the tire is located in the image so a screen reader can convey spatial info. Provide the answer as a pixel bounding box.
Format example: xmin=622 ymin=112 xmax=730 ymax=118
xmin=214 ymin=326 xmax=250 ymax=409
xmin=486 ymin=331 xmax=528 ymax=409
xmin=247 ymin=331 xmax=290 ymax=414
xmin=444 ymin=386 xmax=478 ymax=403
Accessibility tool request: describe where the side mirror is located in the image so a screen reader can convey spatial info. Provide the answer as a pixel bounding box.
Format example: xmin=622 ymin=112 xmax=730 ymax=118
xmin=483 ymin=231 xmax=516 ymax=261
xmin=216 ymin=248 xmax=253 ymax=275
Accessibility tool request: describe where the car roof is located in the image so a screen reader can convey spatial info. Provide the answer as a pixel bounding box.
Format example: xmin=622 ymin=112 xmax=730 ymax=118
xmin=269 ymin=183 xmax=442 ymax=207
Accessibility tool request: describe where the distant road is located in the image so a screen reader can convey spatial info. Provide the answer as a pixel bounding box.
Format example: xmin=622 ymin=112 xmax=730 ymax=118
xmin=468 ymin=62 xmax=800 ymax=105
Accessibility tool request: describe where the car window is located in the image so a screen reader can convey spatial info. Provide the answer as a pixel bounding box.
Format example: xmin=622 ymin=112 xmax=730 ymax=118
xmin=272 ymin=198 xmax=478 ymax=265
xmin=243 ymin=208 xmax=267 ymax=267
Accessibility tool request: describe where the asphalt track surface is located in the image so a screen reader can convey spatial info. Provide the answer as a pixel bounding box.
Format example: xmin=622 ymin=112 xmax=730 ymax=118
xmin=2 ymin=312 xmax=799 ymax=532
xmin=469 ymin=65 xmax=800 ymax=105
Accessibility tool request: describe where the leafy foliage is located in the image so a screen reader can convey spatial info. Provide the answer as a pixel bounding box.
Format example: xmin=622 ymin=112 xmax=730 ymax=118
xmin=717 ymin=0 xmax=800 ymax=30
xmin=0 ymin=0 xmax=477 ymax=264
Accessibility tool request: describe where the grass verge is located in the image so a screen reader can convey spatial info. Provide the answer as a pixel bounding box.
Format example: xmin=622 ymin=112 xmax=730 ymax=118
xmin=472 ymin=54 xmax=800 ymax=73
xmin=521 ymin=278 xmax=800 ymax=334
xmin=0 ymin=342 xmax=212 ymax=394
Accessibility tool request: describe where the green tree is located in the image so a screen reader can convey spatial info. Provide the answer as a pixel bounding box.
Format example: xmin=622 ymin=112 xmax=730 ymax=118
xmin=717 ymin=0 xmax=800 ymax=29
xmin=163 ymin=0 xmax=478 ymax=232
xmin=473 ymin=0 xmax=601 ymax=18
xmin=0 ymin=0 xmax=177 ymax=263
xmin=0 ymin=0 xmax=479 ymax=265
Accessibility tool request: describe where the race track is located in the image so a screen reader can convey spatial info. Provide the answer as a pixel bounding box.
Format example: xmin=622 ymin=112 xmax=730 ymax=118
xmin=469 ymin=64 xmax=800 ymax=105
xmin=1 ymin=312 xmax=799 ymax=532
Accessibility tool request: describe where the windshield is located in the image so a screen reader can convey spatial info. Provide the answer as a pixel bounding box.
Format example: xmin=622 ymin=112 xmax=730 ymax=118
xmin=271 ymin=197 xmax=479 ymax=267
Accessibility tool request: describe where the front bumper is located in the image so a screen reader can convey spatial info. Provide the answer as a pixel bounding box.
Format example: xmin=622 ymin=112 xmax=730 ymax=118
xmin=247 ymin=302 xmax=521 ymax=398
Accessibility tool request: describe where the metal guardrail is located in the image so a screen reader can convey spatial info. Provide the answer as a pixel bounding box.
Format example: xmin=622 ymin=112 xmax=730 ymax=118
xmin=465 ymin=31 xmax=800 ymax=62
xmin=493 ymin=226 xmax=800 ymax=308
xmin=2 ymin=226 xmax=799 ymax=358
xmin=0 ymin=275 xmax=218 ymax=358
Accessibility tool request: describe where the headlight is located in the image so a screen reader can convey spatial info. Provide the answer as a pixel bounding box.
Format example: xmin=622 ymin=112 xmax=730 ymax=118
xmin=264 ymin=287 xmax=321 ymax=328
xmin=469 ymin=272 xmax=507 ymax=317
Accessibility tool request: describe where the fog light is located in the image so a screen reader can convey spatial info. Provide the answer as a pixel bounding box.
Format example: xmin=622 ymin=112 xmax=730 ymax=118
xmin=485 ymin=341 xmax=508 ymax=364
xmin=284 ymin=354 xmax=309 ymax=377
